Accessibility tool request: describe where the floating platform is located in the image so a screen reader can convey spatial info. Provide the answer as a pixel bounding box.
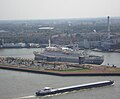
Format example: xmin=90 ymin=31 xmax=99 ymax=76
xmin=36 ymin=80 xmax=114 ymax=96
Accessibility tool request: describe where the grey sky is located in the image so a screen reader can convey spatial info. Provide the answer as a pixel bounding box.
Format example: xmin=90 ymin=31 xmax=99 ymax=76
xmin=0 ymin=0 xmax=120 ymax=20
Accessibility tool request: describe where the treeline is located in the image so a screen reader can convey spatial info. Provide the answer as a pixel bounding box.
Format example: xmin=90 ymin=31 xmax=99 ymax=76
xmin=0 ymin=17 xmax=120 ymax=44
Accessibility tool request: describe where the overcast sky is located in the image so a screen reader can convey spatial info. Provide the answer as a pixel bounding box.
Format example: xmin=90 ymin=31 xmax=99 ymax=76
xmin=0 ymin=0 xmax=120 ymax=20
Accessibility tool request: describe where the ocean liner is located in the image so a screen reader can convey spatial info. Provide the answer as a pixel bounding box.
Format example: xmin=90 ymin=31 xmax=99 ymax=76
xmin=33 ymin=40 xmax=104 ymax=65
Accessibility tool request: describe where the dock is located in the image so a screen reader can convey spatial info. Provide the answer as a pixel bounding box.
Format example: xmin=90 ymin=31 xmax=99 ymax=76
xmin=0 ymin=56 xmax=120 ymax=76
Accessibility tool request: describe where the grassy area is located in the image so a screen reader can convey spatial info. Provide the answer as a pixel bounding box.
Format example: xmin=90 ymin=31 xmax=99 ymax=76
xmin=46 ymin=66 xmax=120 ymax=73
xmin=47 ymin=68 xmax=94 ymax=73
xmin=1 ymin=63 xmax=120 ymax=74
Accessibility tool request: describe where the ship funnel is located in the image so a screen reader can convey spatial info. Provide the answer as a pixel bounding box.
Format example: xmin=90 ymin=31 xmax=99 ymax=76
xmin=107 ymin=16 xmax=110 ymax=39
xmin=48 ymin=39 xmax=51 ymax=47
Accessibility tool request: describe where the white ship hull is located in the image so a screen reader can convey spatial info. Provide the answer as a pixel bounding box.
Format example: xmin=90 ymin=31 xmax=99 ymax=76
xmin=34 ymin=51 xmax=104 ymax=65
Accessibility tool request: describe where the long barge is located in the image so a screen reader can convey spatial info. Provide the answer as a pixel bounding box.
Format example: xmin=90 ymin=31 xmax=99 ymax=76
xmin=36 ymin=80 xmax=114 ymax=96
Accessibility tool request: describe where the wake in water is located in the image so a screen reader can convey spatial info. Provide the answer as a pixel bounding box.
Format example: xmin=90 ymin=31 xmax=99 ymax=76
xmin=14 ymin=90 xmax=86 ymax=99
xmin=13 ymin=94 xmax=60 ymax=99
xmin=13 ymin=95 xmax=36 ymax=99
xmin=14 ymin=92 xmax=67 ymax=99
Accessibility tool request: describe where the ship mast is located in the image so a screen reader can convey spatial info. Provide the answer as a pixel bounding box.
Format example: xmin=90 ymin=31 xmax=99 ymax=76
xmin=107 ymin=16 xmax=111 ymax=39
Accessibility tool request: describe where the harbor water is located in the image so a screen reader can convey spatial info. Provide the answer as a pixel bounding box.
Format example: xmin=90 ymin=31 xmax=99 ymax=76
xmin=0 ymin=48 xmax=120 ymax=99
xmin=0 ymin=69 xmax=120 ymax=99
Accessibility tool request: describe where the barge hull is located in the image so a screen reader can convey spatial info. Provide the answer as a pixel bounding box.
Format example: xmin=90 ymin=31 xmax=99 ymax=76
xmin=36 ymin=80 xmax=114 ymax=96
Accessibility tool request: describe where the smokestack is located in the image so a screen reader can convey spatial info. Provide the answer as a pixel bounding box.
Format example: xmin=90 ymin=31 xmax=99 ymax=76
xmin=48 ymin=39 xmax=51 ymax=47
xmin=107 ymin=16 xmax=110 ymax=39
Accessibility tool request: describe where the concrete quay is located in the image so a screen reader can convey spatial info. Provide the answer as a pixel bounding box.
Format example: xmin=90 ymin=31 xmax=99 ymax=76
xmin=0 ymin=56 xmax=120 ymax=76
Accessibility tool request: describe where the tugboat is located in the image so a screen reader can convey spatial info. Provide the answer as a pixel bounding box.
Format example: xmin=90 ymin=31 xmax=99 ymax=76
xmin=36 ymin=80 xmax=114 ymax=96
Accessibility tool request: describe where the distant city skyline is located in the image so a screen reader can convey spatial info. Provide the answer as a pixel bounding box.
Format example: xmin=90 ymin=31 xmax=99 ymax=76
xmin=0 ymin=0 xmax=120 ymax=20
